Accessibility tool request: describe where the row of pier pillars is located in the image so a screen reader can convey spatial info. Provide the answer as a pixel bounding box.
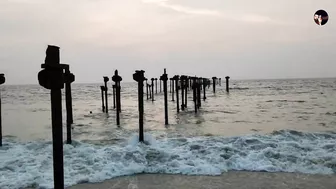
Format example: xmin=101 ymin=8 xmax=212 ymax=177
xmin=0 ymin=45 xmax=232 ymax=189
xmin=98 ymin=73 xmax=230 ymax=128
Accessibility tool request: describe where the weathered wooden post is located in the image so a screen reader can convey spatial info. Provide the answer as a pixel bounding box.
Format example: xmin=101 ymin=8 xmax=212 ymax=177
xmin=160 ymin=69 xmax=169 ymax=125
xmin=0 ymin=73 xmax=5 ymax=146
xmin=38 ymin=45 xmax=65 ymax=189
xmin=219 ymin=78 xmax=222 ymax=86
xmin=62 ymin=65 xmax=75 ymax=144
xmin=212 ymin=76 xmax=217 ymax=93
xmin=173 ymin=75 xmax=180 ymax=113
xmin=112 ymin=70 xmax=122 ymax=126
xmin=100 ymin=86 xmax=105 ymax=112
xmin=103 ymin=76 xmax=109 ymax=113
xmin=151 ymin=78 xmax=155 ymax=102
xmin=112 ymin=85 xmax=116 ymax=109
xmin=203 ymin=78 xmax=207 ymax=101
xmin=225 ymin=76 xmax=230 ymax=93
xmin=133 ymin=70 xmax=145 ymax=142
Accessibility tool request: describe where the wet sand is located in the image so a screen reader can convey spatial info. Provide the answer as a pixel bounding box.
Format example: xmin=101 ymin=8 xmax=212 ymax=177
xmin=67 ymin=171 xmax=336 ymax=189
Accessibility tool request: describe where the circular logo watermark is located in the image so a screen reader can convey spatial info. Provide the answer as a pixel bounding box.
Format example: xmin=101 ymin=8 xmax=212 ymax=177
xmin=314 ymin=10 xmax=329 ymax=26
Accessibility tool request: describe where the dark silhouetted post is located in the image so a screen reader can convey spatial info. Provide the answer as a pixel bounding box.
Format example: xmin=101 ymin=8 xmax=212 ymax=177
xmin=203 ymin=78 xmax=207 ymax=101
xmin=103 ymin=76 xmax=109 ymax=113
xmin=219 ymin=78 xmax=222 ymax=86
xmin=212 ymin=77 xmax=217 ymax=93
xmin=189 ymin=77 xmax=192 ymax=91
xmin=38 ymin=45 xmax=64 ymax=189
xmin=112 ymin=70 xmax=122 ymax=126
xmin=185 ymin=77 xmax=188 ymax=108
xmin=181 ymin=76 xmax=185 ymax=111
xmin=173 ymin=75 xmax=180 ymax=113
xmin=225 ymin=76 xmax=230 ymax=93
xmin=133 ymin=70 xmax=145 ymax=142
xmin=100 ymin=86 xmax=105 ymax=112
xmin=112 ymin=85 xmax=116 ymax=109
xmin=169 ymin=79 xmax=172 ymax=93
xmin=149 ymin=84 xmax=152 ymax=99
xmin=197 ymin=78 xmax=201 ymax=108
xmin=180 ymin=75 xmax=187 ymax=111
xmin=155 ymin=78 xmax=158 ymax=94
xmin=192 ymin=77 xmax=197 ymax=113
xmin=160 ymin=78 xmax=162 ymax=93
xmin=145 ymin=78 xmax=149 ymax=100
xmin=151 ymin=78 xmax=154 ymax=102
xmin=62 ymin=65 xmax=75 ymax=144
xmin=171 ymin=78 xmax=175 ymax=101
xmin=160 ymin=69 xmax=169 ymax=125
xmin=0 ymin=73 xmax=5 ymax=146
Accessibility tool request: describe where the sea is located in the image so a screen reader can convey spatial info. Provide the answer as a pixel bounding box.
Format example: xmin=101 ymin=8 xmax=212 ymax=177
xmin=0 ymin=78 xmax=336 ymax=189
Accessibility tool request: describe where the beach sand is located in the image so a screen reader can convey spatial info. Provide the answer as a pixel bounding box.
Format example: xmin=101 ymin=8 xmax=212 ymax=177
xmin=66 ymin=171 xmax=336 ymax=189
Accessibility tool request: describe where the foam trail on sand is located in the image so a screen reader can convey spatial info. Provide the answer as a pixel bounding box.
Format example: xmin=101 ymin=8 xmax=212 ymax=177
xmin=0 ymin=130 xmax=336 ymax=189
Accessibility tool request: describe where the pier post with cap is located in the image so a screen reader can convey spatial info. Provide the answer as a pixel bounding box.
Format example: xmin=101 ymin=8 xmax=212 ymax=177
xmin=112 ymin=70 xmax=122 ymax=126
xmin=151 ymin=78 xmax=155 ymax=102
xmin=0 ymin=74 xmax=5 ymax=146
xmin=212 ymin=77 xmax=217 ymax=93
xmin=38 ymin=45 xmax=65 ymax=189
xmin=103 ymin=76 xmax=109 ymax=113
xmin=173 ymin=75 xmax=180 ymax=113
xmin=160 ymin=69 xmax=169 ymax=125
xmin=225 ymin=76 xmax=230 ymax=93
xmin=62 ymin=65 xmax=75 ymax=144
xmin=133 ymin=70 xmax=145 ymax=142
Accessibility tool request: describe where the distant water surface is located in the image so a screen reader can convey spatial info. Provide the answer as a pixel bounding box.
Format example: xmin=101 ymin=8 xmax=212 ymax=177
xmin=0 ymin=78 xmax=336 ymax=189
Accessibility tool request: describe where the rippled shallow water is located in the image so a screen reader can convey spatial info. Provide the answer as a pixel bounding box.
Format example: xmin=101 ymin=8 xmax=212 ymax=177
xmin=0 ymin=78 xmax=336 ymax=188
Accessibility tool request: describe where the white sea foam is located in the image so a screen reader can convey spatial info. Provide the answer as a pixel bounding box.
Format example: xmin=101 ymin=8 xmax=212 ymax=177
xmin=0 ymin=130 xmax=336 ymax=189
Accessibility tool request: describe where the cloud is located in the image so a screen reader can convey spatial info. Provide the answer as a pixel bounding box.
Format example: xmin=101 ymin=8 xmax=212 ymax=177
xmin=143 ymin=0 xmax=221 ymax=16
xmin=142 ymin=0 xmax=274 ymax=23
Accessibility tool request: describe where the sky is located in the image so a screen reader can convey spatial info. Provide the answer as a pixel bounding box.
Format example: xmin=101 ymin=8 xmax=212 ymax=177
xmin=0 ymin=0 xmax=335 ymax=84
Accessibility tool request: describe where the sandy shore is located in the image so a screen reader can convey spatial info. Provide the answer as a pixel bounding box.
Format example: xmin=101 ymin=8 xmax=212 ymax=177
xmin=66 ymin=171 xmax=336 ymax=189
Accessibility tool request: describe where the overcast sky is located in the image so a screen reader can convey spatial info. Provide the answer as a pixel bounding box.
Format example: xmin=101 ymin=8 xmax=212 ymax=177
xmin=0 ymin=0 xmax=335 ymax=84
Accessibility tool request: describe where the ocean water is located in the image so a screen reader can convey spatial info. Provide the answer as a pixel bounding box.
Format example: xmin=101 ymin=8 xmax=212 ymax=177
xmin=0 ymin=78 xmax=336 ymax=189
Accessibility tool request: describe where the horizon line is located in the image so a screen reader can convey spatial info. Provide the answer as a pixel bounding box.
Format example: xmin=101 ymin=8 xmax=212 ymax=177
xmin=2 ymin=76 xmax=335 ymax=86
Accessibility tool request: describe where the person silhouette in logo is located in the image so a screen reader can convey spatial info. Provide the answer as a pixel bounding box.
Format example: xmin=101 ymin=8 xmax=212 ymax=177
xmin=314 ymin=10 xmax=329 ymax=26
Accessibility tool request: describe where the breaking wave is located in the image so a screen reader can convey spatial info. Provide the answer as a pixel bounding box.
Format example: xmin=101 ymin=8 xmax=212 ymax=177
xmin=0 ymin=130 xmax=336 ymax=189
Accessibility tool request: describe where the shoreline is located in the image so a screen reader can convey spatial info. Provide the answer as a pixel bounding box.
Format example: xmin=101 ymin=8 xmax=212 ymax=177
xmin=65 ymin=171 xmax=336 ymax=189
